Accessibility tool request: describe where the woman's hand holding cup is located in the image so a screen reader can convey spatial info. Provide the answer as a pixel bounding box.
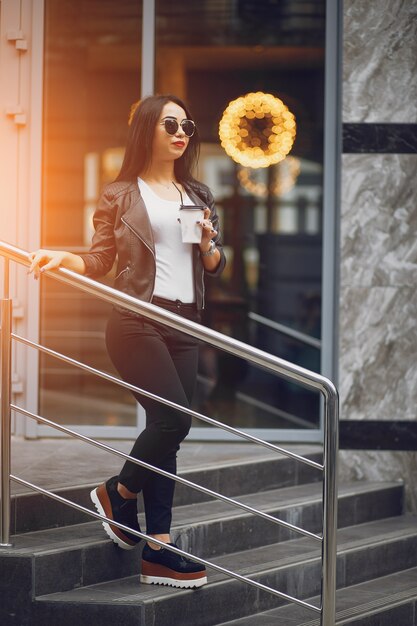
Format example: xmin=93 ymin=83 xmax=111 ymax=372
xmin=198 ymin=208 xmax=217 ymax=253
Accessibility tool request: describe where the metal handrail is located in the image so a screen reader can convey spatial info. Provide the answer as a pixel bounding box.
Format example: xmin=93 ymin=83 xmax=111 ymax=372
xmin=13 ymin=333 xmax=323 ymax=471
xmin=11 ymin=403 xmax=322 ymax=542
xmin=10 ymin=400 xmax=322 ymax=541
xmin=10 ymin=473 xmax=321 ymax=613
xmin=0 ymin=240 xmax=339 ymax=625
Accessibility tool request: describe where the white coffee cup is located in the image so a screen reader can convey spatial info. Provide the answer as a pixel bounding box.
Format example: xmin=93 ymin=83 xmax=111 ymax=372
xmin=178 ymin=205 xmax=205 ymax=243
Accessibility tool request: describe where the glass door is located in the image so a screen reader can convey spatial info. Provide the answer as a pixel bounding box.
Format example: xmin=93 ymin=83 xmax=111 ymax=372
xmin=38 ymin=0 xmax=144 ymax=436
xmin=154 ymin=0 xmax=332 ymax=441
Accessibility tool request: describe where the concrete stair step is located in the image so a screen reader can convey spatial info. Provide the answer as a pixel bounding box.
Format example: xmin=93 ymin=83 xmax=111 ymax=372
xmin=8 ymin=480 xmax=402 ymax=565
xmin=217 ymin=566 xmax=417 ymax=625
xmin=3 ymin=439 xmax=409 ymax=626
xmin=1 ymin=481 xmax=406 ymax=609
xmin=11 ymin=450 xmax=323 ymax=534
xmin=170 ymin=480 xmax=403 ymax=558
xmin=31 ymin=515 xmax=417 ymax=626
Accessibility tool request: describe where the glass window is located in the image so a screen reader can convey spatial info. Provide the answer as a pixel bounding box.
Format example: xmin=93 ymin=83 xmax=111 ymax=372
xmin=40 ymin=0 xmax=143 ymax=425
xmin=155 ymin=0 xmax=325 ymax=430
xmin=40 ymin=0 xmax=326 ymax=433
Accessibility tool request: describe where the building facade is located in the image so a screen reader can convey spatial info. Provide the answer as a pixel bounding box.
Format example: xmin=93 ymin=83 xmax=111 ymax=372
xmin=0 ymin=1 xmax=415 ymax=504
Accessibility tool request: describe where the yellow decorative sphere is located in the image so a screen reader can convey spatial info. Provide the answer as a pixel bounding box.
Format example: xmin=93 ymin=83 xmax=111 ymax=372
xmin=219 ymin=92 xmax=296 ymax=168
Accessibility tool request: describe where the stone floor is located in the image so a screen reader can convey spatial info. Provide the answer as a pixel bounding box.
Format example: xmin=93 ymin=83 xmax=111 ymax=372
xmin=9 ymin=436 xmax=321 ymax=495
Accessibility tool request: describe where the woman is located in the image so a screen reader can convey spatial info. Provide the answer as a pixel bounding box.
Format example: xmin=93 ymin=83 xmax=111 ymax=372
xmin=29 ymin=94 xmax=226 ymax=589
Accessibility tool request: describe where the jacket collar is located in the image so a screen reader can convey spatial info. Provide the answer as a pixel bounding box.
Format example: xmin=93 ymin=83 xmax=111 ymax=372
xmin=121 ymin=182 xmax=155 ymax=252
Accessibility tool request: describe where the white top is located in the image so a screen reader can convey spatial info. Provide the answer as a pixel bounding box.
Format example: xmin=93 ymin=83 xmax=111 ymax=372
xmin=137 ymin=178 xmax=195 ymax=303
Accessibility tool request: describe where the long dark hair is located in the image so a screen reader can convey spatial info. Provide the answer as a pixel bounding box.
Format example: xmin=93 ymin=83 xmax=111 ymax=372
xmin=114 ymin=94 xmax=200 ymax=183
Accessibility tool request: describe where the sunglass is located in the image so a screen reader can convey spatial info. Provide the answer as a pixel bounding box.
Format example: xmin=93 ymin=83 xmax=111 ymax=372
xmin=160 ymin=117 xmax=196 ymax=138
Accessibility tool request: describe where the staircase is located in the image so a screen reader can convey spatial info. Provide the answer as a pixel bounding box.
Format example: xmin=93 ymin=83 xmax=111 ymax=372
xmin=1 ymin=447 xmax=417 ymax=626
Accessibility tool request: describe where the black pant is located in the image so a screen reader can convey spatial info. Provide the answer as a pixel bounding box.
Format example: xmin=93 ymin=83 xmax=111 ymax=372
xmin=105 ymin=299 xmax=200 ymax=534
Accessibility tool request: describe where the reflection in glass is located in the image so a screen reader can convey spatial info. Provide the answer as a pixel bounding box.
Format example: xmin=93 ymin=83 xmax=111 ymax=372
xmin=155 ymin=0 xmax=326 ymax=430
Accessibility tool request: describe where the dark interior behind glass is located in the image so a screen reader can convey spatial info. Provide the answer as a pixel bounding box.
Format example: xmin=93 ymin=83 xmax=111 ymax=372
xmin=41 ymin=0 xmax=325 ymax=431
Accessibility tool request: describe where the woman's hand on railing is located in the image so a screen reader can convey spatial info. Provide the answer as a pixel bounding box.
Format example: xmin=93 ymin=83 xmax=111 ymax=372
xmin=28 ymin=249 xmax=85 ymax=279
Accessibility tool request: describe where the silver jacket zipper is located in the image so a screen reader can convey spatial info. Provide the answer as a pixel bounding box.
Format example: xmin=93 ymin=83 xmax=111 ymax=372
xmin=121 ymin=216 xmax=156 ymax=300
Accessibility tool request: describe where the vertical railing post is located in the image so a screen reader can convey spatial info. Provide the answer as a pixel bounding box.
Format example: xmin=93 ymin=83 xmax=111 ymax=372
xmin=0 ymin=289 xmax=13 ymax=547
xmin=321 ymin=385 xmax=339 ymax=626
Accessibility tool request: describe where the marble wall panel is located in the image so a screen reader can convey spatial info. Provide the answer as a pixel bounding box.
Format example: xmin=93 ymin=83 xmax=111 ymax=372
xmin=339 ymin=285 xmax=417 ymax=422
xmin=341 ymin=154 xmax=417 ymax=288
xmin=339 ymin=155 xmax=416 ymax=423
xmin=343 ymin=123 xmax=417 ymax=154
xmin=339 ymin=450 xmax=417 ymax=511
xmin=343 ymin=0 xmax=417 ymax=122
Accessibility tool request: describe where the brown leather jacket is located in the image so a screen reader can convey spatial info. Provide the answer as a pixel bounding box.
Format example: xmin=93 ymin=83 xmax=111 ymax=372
xmin=80 ymin=179 xmax=226 ymax=310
